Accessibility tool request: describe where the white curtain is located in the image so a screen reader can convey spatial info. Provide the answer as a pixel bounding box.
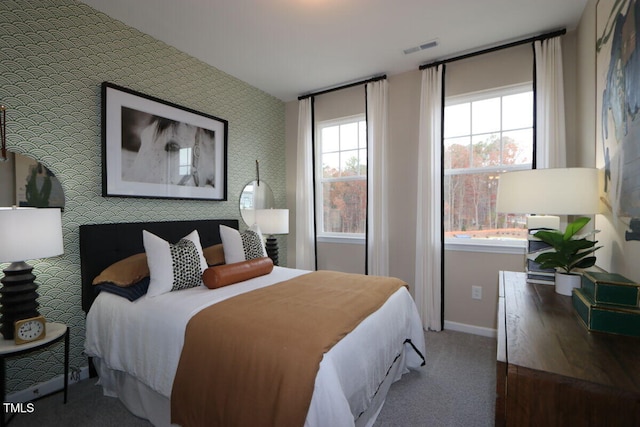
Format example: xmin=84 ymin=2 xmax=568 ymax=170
xmin=366 ymin=80 xmax=389 ymax=276
xmin=534 ymin=36 xmax=566 ymax=168
xmin=415 ymin=66 xmax=443 ymax=331
xmin=295 ymin=98 xmax=316 ymax=270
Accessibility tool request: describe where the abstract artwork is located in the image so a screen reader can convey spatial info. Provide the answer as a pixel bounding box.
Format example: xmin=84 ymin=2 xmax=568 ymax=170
xmin=596 ymin=0 xmax=640 ymax=241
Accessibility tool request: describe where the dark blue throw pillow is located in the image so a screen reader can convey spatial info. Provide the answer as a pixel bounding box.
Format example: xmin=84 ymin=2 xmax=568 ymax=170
xmin=95 ymin=277 xmax=150 ymax=302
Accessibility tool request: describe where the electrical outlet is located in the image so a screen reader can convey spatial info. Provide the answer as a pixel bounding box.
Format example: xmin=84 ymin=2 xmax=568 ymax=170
xmin=472 ymin=286 xmax=482 ymax=300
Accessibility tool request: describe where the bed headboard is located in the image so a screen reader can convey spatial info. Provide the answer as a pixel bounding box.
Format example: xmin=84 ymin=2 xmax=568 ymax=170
xmin=79 ymin=219 xmax=239 ymax=313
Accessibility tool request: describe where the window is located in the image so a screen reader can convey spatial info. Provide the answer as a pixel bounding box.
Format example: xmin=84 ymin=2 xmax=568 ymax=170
xmin=444 ymin=84 xmax=533 ymax=247
xmin=316 ymin=115 xmax=367 ymax=241
xmin=179 ymin=147 xmax=192 ymax=176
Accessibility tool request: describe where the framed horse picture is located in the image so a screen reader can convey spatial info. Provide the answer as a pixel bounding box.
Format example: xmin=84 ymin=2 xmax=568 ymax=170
xmin=101 ymin=82 xmax=228 ymax=201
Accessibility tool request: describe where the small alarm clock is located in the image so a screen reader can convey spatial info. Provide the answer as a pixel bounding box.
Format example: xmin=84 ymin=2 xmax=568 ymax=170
xmin=14 ymin=315 xmax=46 ymax=345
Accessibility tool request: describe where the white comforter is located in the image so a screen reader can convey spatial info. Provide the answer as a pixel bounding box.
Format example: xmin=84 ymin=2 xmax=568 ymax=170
xmin=85 ymin=266 xmax=425 ymax=426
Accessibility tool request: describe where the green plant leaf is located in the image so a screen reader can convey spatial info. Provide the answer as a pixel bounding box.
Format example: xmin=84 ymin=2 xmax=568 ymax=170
xmin=563 ymin=217 xmax=591 ymax=240
xmin=562 ymin=239 xmax=597 ymax=253
xmin=532 ymin=217 xmax=602 ymax=273
xmin=534 ymin=252 xmax=567 ymax=270
xmin=570 ymin=256 xmax=597 ymax=270
xmin=533 ymin=230 xmax=564 ymax=248
xmin=534 ymin=252 xmax=557 ymax=263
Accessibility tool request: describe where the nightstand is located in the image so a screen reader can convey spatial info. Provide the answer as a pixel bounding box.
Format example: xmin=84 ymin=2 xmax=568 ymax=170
xmin=0 ymin=322 xmax=69 ymax=427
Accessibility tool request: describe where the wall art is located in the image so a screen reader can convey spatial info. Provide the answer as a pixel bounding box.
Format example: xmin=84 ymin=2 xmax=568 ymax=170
xmin=596 ymin=0 xmax=640 ymax=241
xmin=102 ymin=82 xmax=228 ymax=201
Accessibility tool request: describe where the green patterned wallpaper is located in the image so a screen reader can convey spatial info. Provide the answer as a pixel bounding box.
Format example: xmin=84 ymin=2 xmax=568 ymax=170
xmin=0 ymin=0 xmax=285 ymax=394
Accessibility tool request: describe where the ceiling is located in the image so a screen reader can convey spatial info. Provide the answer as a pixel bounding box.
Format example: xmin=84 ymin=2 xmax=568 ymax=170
xmin=79 ymin=0 xmax=588 ymax=102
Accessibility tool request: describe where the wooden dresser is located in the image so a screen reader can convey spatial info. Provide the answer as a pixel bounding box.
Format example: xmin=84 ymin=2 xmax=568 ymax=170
xmin=496 ymin=271 xmax=640 ymax=426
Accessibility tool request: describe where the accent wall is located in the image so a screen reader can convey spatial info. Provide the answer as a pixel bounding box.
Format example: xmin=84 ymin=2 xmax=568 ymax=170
xmin=0 ymin=0 xmax=285 ymax=395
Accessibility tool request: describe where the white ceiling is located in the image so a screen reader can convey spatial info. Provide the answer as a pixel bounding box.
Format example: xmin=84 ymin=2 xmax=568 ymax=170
xmin=79 ymin=0 xmax=588 ymax=102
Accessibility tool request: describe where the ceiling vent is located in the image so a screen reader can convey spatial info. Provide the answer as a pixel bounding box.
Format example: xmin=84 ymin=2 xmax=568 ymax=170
xmin=403 ymin=39 xmax=439 ymax=55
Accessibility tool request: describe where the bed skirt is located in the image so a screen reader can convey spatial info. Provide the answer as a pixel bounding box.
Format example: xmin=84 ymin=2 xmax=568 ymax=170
xmin=93 ymin=358 xmax=173 ymax=426
xmin=92 ymin=346 xmax=412 ymax=427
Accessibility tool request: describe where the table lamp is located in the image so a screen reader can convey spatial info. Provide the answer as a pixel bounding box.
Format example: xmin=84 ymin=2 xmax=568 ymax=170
xmin=496 ymin=168 xmax=600 ymax=294
xmin=255 ymin=209 xmax=289 ymax=266
xmin=496 ymin=168 xmax=599 ymax=215
xmin=0 ymin=207 xmax=63 ymax=339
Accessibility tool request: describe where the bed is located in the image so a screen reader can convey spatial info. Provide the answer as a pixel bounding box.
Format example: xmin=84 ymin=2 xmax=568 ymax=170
xmin=80 ymin=219 xmax=426 ymax=427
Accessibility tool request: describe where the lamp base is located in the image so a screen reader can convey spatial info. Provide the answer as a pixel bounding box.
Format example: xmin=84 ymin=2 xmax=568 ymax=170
xmin=265 ymin=236 xmax=279 ymax=266
xmin=0 ymin=261 xmax=41 ymax=340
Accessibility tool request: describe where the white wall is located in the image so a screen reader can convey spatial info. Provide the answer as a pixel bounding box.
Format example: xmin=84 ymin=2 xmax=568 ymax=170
xmin=387 ymin=70 xmax=421 ymax=288
xmin=445 ymin=44 xmax=532 ymax=95
xmin=286 ymin=28 xmax=587 ymax=331
xmin=285 ymin=0 xmax=640 ymax=332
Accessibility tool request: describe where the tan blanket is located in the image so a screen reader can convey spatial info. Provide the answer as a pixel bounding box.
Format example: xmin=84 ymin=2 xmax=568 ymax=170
xmin=170 ymin=270 xmax=407 ymax=427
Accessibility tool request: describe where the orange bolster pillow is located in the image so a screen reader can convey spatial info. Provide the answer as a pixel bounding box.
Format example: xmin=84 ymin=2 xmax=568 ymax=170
xmin=202 ymin=257 xmax=274 ymax=289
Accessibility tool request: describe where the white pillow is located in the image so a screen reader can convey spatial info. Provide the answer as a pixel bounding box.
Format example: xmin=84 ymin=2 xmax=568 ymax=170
xmin=219 ymin=224 xmax=267 ymax=264
xmin=219 ymin=225 xmax=245 ymax=264
xmin=143 ymin=229 xmax=207 ymax=297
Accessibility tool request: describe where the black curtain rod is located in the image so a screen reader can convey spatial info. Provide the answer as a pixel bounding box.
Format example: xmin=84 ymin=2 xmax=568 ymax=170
xmin=298 ymin=74 xmax=387 ymax=100
xmin=419 ymin=28 xmax=566 ymax=70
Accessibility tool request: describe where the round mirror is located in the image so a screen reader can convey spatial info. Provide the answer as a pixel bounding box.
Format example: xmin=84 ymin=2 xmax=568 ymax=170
xmin=239 ymin=180 xmax=274 ymax=226
xmin=0 ymin=151 xmax=65 ymax=209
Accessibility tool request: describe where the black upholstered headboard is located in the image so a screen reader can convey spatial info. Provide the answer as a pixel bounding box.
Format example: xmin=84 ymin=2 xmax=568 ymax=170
xmin=79 ymin=219 xmax=239 ymax=313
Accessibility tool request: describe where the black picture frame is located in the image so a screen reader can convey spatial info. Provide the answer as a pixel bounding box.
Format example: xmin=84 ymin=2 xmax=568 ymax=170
xmin=101 ymin=82 xmax=228 ymax=201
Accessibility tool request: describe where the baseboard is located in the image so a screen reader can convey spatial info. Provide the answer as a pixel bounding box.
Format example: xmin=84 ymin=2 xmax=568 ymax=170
xmin=444 ymin=320 xmax=497 ymax=338
xmin=7 ymin=366 xmax=90 ymax=403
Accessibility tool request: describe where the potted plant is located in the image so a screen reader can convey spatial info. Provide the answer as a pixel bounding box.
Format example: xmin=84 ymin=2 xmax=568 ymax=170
xmin=533 ymin=217 xmax=602 ymax=296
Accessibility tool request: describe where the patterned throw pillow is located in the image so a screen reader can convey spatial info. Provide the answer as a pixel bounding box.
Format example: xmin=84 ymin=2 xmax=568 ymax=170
xmin=143 ymin=229 xmax=208 ymax=297
xmin=169 ymin=239 xmax=202 ymax=291
xmin=241 ymin=229 xmax=266 ymax=260
xmin=220 ymin=224 xmax=267 ymax=264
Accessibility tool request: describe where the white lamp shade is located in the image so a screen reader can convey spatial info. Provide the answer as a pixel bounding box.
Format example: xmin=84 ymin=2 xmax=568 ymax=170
xmin=255 ymin=209 xmax=289 ymax=235
xmin=0 ymin=207 xmax=64 ymax=263
xmin=496 ymin=168 xmax=600 ymax=215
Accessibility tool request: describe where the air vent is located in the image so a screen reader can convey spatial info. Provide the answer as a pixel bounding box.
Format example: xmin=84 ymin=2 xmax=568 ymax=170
xmin=403 ymin=39 xmax=438 ymax=55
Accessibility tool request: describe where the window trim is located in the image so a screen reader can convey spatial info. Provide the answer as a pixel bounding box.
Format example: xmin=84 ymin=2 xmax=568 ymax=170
xmin=315 ymin=114 xmax=367 ymax=241
xmin=445 ymin=238 xmax=526 ymax=254
xmin=445 ymin=82 xmax=533 ymax=107
xmin=317 ymin=234 xmax=366 ymax=245
xmin=445 ymin=164 xmax=531 ymax=177
xmin=443 ymin=83 xmax=534 ymax=250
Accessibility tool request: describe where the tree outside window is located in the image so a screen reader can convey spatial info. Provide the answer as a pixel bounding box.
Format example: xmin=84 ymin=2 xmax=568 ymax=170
xmin=444 ymin=85 xmax=533 ymax=243
xmin=316 ymin=116 xmax=367 ymax=238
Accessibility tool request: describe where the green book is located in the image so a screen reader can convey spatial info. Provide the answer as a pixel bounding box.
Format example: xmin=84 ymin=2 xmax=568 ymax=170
xmin=572 ymin=288 xmax=640 ymax=338
xmin=581 ymin=271 xmax=639 ymax=308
